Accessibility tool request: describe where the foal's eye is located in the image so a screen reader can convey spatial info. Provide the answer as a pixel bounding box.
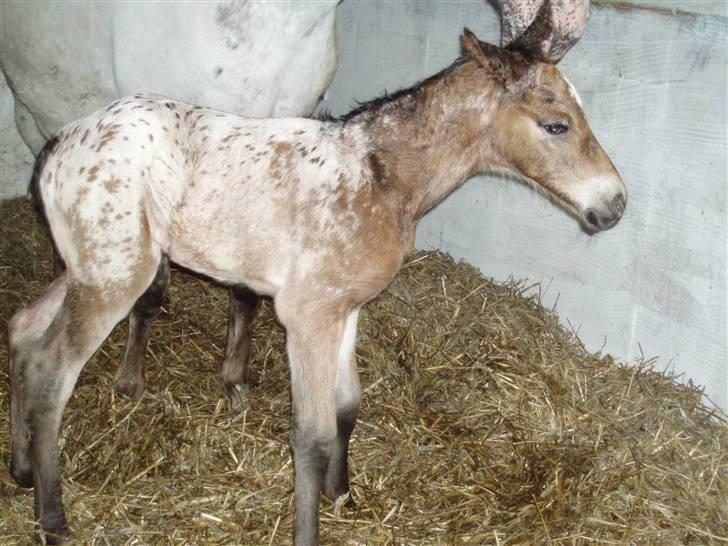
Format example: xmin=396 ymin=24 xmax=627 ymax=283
xmin=543 ymin=123 xmax=569 ymax=136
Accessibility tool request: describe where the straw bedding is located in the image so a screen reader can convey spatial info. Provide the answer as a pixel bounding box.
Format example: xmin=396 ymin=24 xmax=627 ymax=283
xmin=1 ymin=197 xmax=726 ymax=545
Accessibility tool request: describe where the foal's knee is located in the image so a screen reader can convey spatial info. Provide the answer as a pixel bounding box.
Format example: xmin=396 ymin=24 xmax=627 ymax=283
xmin=8 ymin=276 xmax=68 ymax=354
xmin=291 ymin=423 xmax=336 ymax=469
xmin=9 ymin=307 xmax=46 ymax=356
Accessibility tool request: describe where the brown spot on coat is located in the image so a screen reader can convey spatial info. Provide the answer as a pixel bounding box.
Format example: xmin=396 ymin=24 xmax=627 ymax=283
xmin=104 ymin=177 xmax=122 ymax=193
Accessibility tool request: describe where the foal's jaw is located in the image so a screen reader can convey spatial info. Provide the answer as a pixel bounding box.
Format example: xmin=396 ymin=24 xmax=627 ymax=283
xmin=492 ymin=168 xmax=627 ymax=234
xmin=529 ymin=171 xmax=627 ymax=234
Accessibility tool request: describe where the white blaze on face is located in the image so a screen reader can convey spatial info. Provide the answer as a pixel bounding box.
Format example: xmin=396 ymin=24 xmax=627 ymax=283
xmin=563 ymin=76 xmax=583 ymax=108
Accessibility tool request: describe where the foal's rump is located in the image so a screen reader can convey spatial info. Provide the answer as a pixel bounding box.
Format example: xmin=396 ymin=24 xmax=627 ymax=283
xmin=34 ymin=97 xmax=190 ymax=290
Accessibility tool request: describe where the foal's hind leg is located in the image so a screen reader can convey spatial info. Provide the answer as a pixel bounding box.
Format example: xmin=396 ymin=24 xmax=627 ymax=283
xmin=9 ymin=274 xmax=68 ymax=489
xmin=114 ymin=256 xmax=171 ymax=399
xmin=9 ymin=261 xmax=160 ymax=544
xmin=48 ymin=247 xmax=169 ymax=401
xmin=220 ymin=285 xmax=259 ymax=410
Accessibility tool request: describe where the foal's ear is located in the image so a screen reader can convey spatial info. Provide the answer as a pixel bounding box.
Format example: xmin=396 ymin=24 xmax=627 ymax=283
xmin=461 ymin=27 xmax=508 ymax=79
xmin=461 ymin=28 xmax=502 ymax=66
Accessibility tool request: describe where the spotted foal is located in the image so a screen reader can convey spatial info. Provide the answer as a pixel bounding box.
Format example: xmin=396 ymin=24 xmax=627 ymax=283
xmin=9 ymin=28 xmax=625 ymax=544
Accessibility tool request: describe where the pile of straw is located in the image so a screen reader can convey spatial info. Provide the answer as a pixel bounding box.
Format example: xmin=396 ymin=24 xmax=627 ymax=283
xmin=1 ymin=197 xmax=726 ymax=544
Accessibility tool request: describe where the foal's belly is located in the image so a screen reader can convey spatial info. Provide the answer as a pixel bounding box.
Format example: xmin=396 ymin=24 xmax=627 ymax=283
xmin=162 ymin=183 xmax=294 ymax=297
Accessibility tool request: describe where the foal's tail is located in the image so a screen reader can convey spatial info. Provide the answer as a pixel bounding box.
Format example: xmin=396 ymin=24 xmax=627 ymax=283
xmin=28 ymin=135 xmax=66 ymax=274
xmin=29 ymin=135 xmax=60 ymax=222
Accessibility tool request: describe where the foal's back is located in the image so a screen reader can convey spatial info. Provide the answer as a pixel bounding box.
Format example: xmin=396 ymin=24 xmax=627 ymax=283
xmin=40 ymin=96 xmax=398 ymax=298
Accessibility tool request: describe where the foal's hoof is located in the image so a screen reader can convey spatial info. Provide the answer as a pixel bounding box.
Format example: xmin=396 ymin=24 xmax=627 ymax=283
xmin=113 ymin=376 xmax=146 ymax=400
xmin=38 ymin=528 xmax=69 ymax=545
xmin=324 ymin=485 xmax=355 ymax=506
xmin=9 ymin=460 xmax=33 ymax=489
xmin=223 ymin=382 xmax=254 ymax=413
xmin=38 ymin=515 xmax=70 ymax=545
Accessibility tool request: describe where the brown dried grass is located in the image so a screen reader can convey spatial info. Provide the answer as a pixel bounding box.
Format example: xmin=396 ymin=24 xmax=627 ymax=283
xmin=1 ymin=197 xmax=726 ymax=545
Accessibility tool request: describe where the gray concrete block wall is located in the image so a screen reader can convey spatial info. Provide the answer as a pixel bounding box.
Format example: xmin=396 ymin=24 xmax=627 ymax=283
xmin=319 ymin=0 xmax=727 ymax=410
xmin=608 ymin=0 xmax=727 ymax=17
xmin=1 ymin=71 xmax=34 ymax=198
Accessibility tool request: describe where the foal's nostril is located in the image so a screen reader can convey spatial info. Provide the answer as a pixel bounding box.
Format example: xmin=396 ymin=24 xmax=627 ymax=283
xmin=611 ymin=193 xmax=626 ymax=217
xmin=585 ymin=209 xmax=600 ymax=229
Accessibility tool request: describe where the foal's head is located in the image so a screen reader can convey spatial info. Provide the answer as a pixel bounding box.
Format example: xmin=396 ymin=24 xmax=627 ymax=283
xmin=462 ymin=29 xmax=626 ymax=233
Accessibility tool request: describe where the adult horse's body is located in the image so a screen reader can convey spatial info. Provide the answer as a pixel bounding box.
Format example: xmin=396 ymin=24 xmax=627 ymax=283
xmin=9 ymin=20 xmax=624 ymax=544
xmin=2 ymin=0 xmax=594 ymax=410
xmin=0 ymin=1 xmax=339 ymax=154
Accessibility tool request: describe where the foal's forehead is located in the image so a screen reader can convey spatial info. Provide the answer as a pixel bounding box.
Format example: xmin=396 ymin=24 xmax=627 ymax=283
xmin=533 ymin=64 xmax=582 ymax=106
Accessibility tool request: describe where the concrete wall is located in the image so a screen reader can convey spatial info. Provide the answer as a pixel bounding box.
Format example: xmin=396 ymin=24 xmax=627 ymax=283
xmin=318 ymin=0 xmax=727 ymax=410
xmin=0 ymin=70 xmax=34 ymax=198
xmin=611 ymin=0 xmax=727 ymax=17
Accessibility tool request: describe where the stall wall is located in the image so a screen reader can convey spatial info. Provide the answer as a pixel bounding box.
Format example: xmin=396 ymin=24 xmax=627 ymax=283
xmin=0 ymin=71 xmax=33 ymax=198
xmin=318 ymin=0 xmax=727 ymax=410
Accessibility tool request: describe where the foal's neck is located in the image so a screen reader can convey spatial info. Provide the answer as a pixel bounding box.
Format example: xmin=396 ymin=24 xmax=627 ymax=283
xmin=351 ymin=60 xmax=504 ymax=223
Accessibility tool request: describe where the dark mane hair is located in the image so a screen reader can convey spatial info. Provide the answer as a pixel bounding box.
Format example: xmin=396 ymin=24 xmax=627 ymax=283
xmin=29 ymin=135 xmax=60 ymax=225
xmin=338 ymin=56 xmax=470 ymax=124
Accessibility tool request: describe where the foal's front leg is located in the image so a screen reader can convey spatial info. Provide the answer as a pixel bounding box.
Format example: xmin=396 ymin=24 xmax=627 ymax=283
xmin=220 ymin=285 xmax=260 ymax=410
xmin=279 ymin=299 xmax=361 ymax=546
xmin=323 ymin=309 xmax=361 ymax=501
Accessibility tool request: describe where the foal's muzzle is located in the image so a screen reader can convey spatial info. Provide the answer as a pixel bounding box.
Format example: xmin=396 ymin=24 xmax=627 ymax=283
xmin=583 ymin=192 xmax=626 ymax=233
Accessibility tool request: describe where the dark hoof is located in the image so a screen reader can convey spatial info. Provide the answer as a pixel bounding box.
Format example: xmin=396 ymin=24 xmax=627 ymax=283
xmin=113 ymin=375 xmax=145 ymax=400
xmin=38 ymin=517 xmax=70 ymax=545
xmin=327 ymin=490 xmax=356 ymax=517
xmin=10 ymin=460 xmax=33 ymax=488
xmin=37 ymin=530 xmax=69 ymax=545
xmin=223 ymin=382 xmax=253 ymax=412
xmin=324 ymin=485 xmax=353 ymax=505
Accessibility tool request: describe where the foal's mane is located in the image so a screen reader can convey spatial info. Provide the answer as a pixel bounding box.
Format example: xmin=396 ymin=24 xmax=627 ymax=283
xmin=337 ymin=56 xmax=471 ymax=125
xmin=330 ymin=43 xmax=541 ymax=127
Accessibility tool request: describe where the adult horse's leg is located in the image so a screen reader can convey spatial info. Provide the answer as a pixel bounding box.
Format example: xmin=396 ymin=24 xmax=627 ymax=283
xmin=14 ymin=97 xmax=47 ymax=155
xmin=113 ymin=256 xmax=170 ymax=399
xmin=220 ymin=285 xmax=259 ymax=410
xmin=9 ymin=256 xmax=161 ymax=543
